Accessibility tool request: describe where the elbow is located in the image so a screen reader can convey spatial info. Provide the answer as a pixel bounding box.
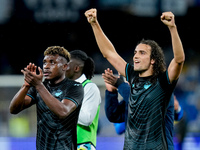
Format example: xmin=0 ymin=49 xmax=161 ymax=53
xmin=56 ymin=111 xmax=70 ymax=120
xmin=57 ymin=114 xmax=67 ymax=120
xmin=182 ymin=55 xmax=185 ymax=63
xmin=78 ymin=114 xmax=93 ymax=126
xmin=179 ymin=56 xmax=185 ymax=64
xmin=105 ymin=111 xmax=124 ymax=123
xmin=9 ymin=105 xmax=19 ymax=114
xmin=107 ymin=117 xmax=116 ymax=123
xmin=102 ymin=53 xmax=108 ymax=59
xmin=10 ymin=111 xmax=18 ymax=115
xmin=9 ymin=108 xmax=19 ymax=115
xmin=9 ymin=109 xmax=15 ymax=114
xmin=56 ymin=107 xmax=76 ymax=120
xmin=176 ymin=54 xmax=185 ymax=64
xmin=57 ymin=105 xmax=77 ymax=120
xmin=79 ymin=120 xmax=92 ymax=126
xmin=101 ymin=49 xmax=114 ymax=59
xmin=105 ymin=112 xmax=117 ymax=123
xmin=107 ymin=116 xmax=120 ymax=123
xmin=81 ymin=118 xmax=93 ymax=126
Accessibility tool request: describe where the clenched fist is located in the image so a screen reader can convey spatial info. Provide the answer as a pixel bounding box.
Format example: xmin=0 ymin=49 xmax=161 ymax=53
xmin=161 ymin=12 xmax=176 ymax=28
xmin=85 ymin=8 xmax=98 ymax=24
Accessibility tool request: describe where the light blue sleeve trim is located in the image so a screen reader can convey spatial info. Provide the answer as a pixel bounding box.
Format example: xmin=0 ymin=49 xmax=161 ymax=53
xmin=166 ymin=70 xmax=171 ymax=84
xmin=27 ymin=94 xmax=35 ymax=100
xmin=65 ymin=97 xmax=78 ymax=107
xmin=125 ymin=63 xmax=129 ymax=82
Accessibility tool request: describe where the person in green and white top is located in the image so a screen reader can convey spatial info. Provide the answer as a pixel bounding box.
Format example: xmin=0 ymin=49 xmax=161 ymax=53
xmin=66 ymin=50 xmax=101 ymax=150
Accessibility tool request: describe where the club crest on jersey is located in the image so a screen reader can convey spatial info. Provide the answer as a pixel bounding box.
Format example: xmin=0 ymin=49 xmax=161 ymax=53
xmin=132 ymin=84 xmax=135 ymax=88
xmin=54 ymin=90 xmax=63 ymax=97
xmin=144 ymin=84 xmax=151 ymax=89
xmin=132 ymin=83 xmax=151 ymax=89
xmin=74 ymin=83 xmax=80 ymax=86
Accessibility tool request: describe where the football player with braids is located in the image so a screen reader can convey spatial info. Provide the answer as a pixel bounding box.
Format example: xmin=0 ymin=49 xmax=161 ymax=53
xmin=66 ymin=50 xmax=101 ymax=150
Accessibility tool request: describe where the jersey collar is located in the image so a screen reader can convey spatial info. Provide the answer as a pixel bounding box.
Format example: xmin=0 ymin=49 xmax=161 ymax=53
xmin=75 ymin=74 xmax=87 ymax=83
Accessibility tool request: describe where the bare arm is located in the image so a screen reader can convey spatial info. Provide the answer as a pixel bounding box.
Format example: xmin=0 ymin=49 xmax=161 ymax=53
xmin=85 ymin=9 xmax=127 ymax=76
xmin=35 ymin=83 xmax=77 ymax=119
xmin=161 ymin=12 xmax=185 ymax=83
xmin=9 ymin=84 xmax=33 ymax=114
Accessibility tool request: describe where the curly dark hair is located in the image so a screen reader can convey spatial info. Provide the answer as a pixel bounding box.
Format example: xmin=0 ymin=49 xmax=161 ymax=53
xmin=70 ymin=50 xmax=95 ymax=80
xmin=138 ymin=39 xmax=166 ymax=83
xmin=44 ymin=46 xmax=70 ymax=62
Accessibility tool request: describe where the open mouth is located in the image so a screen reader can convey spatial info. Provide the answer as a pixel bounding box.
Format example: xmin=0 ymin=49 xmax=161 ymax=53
xmin=134 ymin=60 xmax=140 ymax=65
xmin=43 ymin=71 xmax=51 ymax=76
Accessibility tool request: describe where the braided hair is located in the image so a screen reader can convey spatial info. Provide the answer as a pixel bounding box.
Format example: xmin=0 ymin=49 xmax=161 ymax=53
xmin=70 ymin=50 xmax=95 ymax=80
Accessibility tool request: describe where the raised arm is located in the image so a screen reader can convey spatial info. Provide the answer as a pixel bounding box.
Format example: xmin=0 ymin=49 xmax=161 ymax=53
xmin=85 ymin=8 xmax=127 ymax=76
xmin=161 ymin=12 xmax=185 ymax=83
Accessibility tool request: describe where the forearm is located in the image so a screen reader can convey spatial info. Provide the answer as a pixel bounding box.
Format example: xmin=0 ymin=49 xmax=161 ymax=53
xmin=169 ymin=26 xmax=185 ymax=63
xmin=36 ymin=83 xmax=70 ymax=119
xmin=91 ymin=22 xmax=126 ymax=76
xmin=117 ymin=82 xmax=130 ymax=103
xmin=105 ymin=90 xmax=125 ymax=122
xmin=9 ymin=84 xmax=30 ymax=114
xmin=91 ymin=22 xmax=117 ymax=58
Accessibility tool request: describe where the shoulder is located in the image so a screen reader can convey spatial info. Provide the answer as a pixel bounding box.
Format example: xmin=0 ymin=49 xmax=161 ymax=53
xmin=83 ymin=82 xmax=101 ymax=102
xmin=64 ymin=79 xmax=83 ymax=92
xmin=125 ymin=63 xmax=138 ymax=83
xmin=84 ymin=82 xmax=100 ymax=93
xmin=158 ymin=71 xmax=177 ymax=91
xmin=66 ymin=78 xmax=82 ymax=86
xmin=158 ymin=71 xmax=176 ymax=85
xmin=84 ymin=81 xmax=97 ymax=87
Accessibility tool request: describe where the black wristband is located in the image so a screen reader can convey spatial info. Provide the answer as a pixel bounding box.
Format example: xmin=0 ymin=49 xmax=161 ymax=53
xmin=114 ymin=77 xmax=124 ymax=88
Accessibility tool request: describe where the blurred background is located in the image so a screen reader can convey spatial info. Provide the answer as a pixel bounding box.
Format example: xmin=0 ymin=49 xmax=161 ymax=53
xmin=0 ymin=0 xmax=200 ymax=149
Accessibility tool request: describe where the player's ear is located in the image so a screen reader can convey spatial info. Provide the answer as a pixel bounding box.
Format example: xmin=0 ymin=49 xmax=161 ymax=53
xmin=151 ymin=59 xmax=155 ymax=65
xmin=63 ymin=63 xmax=68 ymax=71
xmin=74 ymin=65 xmax=80 ymax=72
